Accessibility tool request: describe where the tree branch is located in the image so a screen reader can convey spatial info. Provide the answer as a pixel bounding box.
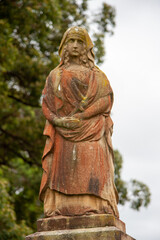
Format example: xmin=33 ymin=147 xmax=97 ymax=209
xmin=8 ymin=94 xmax=40 ymax=108
xmin=0 ymin=112 xmax=17 ymax=123
xmin=0 ymin=127 xmax=32 ymax=146
xmin=0 ymin=143 xmax=41 ymax=167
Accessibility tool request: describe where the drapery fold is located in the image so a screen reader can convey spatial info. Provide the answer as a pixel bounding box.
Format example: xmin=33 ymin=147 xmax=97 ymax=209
xmin=39 ymin=66 xmax=119 ymax=217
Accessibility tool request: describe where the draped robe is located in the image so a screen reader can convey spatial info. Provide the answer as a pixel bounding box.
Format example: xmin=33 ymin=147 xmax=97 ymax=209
xmin=39 ymin=66 xmax=119 ymax=217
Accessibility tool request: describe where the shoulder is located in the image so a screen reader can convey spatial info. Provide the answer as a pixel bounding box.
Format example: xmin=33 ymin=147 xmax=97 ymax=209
xmin=45 ymin=67 xmax=62 ymax=89
xmin=93 ymin=66 xmax=110 ymax=87
xmin=48 ymin=67 xmax=61 ymax=81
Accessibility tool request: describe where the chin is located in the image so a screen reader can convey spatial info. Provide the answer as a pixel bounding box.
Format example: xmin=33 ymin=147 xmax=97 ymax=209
xmin=72 ymin=52 xmax=79 ymax=56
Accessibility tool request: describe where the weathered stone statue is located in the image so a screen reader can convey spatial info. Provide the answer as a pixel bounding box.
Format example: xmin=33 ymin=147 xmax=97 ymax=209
xmin=39 ymin=26 xmax=119 ymax=218
xmin=26 ymin=27 xmax=136 ymax=240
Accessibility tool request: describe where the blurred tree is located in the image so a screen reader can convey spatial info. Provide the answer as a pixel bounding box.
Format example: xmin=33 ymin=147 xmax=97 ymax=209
xmin=0 ymin=172 xmax=32 ymax=240
xmin=114 ymin=150 xmax=151 ymax=210
xmin=0 ymin=0 xmax=150 ymax=238
xmin=0 ymin=0 xmax=115 ymax=167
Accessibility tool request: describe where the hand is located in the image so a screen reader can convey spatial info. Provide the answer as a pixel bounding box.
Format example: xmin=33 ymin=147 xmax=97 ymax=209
xmin=73 ymin=113 xmax=83 ymax=120
xmin=54 ymin=116 xmax=81 ymax=129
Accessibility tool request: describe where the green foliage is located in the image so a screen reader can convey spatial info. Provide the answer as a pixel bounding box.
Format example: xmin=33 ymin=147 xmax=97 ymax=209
xmin=1 ymin=159 xmax=43 ymax=230
xmin=129 ymin=179 xmax=151 ymax=210
xmin=114 ymin=150 xmax=151 ymax=210
xmin=0 ymin=0 xmax=115 ymax=167
xmin=93 ymin=33 xmax=105 ymax=65
xmin=114 ymin=150 xmax=129 ymax=205
xmin=92 ymin=3 xmax=116 ymax=64
xmin=94 ymin=3 xmax=116 ymax=34
xmin=0 ymin=173 xmax=32 ymax=240
xmin=0 ymin=0 xmax=150 ymax=238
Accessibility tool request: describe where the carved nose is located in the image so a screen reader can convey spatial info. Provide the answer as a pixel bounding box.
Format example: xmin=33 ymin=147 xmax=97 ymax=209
xmin=73 ymin=40 xmax=78 ymax=47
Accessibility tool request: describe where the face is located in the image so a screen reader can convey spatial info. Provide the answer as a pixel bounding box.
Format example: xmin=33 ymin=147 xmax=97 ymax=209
xmin=66 ymin=37 xmax=84 ymax=57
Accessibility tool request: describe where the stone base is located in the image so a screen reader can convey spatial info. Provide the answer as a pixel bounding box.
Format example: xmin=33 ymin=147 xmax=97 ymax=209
xmin=26 ymin=214 xmax=135 ymax=240
xmin=37 ymin=214 xmax=126 ymax=232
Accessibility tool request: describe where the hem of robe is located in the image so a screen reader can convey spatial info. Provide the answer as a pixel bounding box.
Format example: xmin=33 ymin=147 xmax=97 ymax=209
xmin=43 ymin=188 xmax=119 ymax=218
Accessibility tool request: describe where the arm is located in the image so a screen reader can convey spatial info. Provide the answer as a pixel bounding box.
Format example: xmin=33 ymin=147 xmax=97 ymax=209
xmin=42 ymin=98 xmax=56 ymax=125
xmin=42 ymin=98 xmax=81 ymax=129
xmin=74 ymin=95 xmax=111 ymax=120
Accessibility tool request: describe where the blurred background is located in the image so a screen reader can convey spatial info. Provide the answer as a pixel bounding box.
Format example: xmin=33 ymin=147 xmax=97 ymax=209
xmin=0 ymin=0 xmax=160 ymax=239
xmin=96 ymin=0 xmax=160 ymax=239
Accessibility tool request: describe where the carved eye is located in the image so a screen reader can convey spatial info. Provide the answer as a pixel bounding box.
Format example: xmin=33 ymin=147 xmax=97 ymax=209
xmin=69 ymin=38 xmax=74 ymax=43
xmin=78 ymin=40 xmax=83 ymax=44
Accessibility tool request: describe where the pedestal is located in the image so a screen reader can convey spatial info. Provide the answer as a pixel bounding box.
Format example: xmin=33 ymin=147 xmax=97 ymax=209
xmin=25 ymin=214 xmax=135 ymax=240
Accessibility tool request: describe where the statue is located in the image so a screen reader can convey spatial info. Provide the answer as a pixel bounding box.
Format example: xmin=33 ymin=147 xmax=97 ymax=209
xmin=39 ymin=26 xmax=119 ymax=218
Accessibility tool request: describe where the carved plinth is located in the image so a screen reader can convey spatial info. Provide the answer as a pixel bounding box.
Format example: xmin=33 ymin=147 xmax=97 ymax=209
xmin=25 ymin=214 xmax=135 ymax=240
xmin=37 ymin=214 xmax=125 ymax=232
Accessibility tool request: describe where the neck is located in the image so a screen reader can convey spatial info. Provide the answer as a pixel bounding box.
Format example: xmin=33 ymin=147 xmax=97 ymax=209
xmin=69 ymin=56 xmax=80 ymax=65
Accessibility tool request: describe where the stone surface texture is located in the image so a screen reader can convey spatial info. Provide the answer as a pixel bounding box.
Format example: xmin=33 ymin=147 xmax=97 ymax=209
xmin=37 ymin=214 xmax=125 ymax=232
xmin=25 ymin=26 xmax=136 ymax=240
xmin=26 ymin=226 xmax=135 ymax=240
xmin=39 ymin=26 xmax=119 ymax=218
xmin=25 ymin=214 xmax=135 ymax=240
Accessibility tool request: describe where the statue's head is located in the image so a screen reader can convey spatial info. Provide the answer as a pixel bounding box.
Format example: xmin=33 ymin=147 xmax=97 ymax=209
xmin=59 ymin=26 xmax=95 ymax=68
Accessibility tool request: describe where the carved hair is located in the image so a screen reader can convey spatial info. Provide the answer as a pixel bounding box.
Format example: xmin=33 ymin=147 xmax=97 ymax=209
xmin=62 ymin=42 xmax=90 ymax=68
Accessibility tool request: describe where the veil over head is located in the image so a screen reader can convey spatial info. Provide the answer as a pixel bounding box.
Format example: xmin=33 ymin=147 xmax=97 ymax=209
xmin=58 ymin=26 xmax=95 ymax=67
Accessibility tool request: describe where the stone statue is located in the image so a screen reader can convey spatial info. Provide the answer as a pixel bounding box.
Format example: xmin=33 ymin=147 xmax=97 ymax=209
xmin=39 ymin=26 xmax=119 ymax=218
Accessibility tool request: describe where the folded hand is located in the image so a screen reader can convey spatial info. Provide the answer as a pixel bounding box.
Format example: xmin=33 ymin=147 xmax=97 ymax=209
xmin=54 ymin=116 xmax=81 ymax=129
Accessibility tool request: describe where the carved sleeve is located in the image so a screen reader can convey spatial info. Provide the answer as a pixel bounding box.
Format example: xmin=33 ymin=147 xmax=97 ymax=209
xmin=74 ymin=95 xmax=111 ymax=120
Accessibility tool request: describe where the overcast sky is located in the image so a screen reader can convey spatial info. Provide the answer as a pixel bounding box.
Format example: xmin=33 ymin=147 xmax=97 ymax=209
xmin=90 ymin=0 xmax=160 ymax=239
